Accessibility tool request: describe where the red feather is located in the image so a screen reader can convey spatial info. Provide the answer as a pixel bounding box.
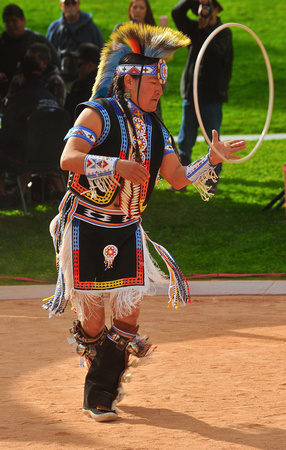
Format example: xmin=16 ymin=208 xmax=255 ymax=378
xmin=125 ymin=37 xmax=141 ymax=54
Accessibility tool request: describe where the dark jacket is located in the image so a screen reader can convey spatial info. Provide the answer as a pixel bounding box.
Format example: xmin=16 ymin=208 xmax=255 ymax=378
xmin=172 ymin=0 xmax=233 ymax=103
xmin=43 ymin=64 xmax=66 ymax=107
xmin=0 ymin=28 xmax=60 ymax=97
xmin=3 ymin=64 xmax=66 ymax=112
xmin=0 ymin=78 xmax=58 ymax=166
xmin=64 ymin=69 xmax=98 ymax=125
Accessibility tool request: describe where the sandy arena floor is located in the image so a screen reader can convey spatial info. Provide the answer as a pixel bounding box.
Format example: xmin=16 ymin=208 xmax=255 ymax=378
xmin=1 ymin=294 xmax=286 ymax=449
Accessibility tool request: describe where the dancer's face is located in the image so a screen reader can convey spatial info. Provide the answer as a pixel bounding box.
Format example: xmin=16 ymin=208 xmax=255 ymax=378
xmin=125 ymin=72 xmax=163 ymax=112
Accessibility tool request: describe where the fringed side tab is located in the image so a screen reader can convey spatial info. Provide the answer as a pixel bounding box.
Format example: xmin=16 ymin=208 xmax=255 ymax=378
xmin=42 ymin=266 xmax=68 ymax=316
xmin=143 ymin=232 xmax=191 ymax=308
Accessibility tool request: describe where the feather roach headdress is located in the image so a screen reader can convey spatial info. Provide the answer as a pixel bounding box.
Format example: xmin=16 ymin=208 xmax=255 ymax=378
xmin=91 ymin=23 xmax=191 ymax=99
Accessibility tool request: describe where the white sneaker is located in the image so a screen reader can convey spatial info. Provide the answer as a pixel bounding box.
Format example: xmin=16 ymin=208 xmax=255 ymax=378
xmin=83 ymin=407 xmax=118 ymax=422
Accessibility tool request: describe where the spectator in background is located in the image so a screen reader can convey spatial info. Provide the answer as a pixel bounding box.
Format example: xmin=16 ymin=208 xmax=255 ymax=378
xmin=0 ymin=57 xmax=58 ymax=207
xmin=64 ymin=43 xmax=100 ymax=125
xmin=26 ymin=43 xmax=66 ymax=107
xmin=0 ymin=4 xmax=60 ymax=100
xmin=2 ymin=42 xmax=66 ymax=113
xmin=126 ymin=0 xmax=157 ymax=26
xmin=46 ymin=0 xmax=105 ymax=84
xmin=113 ymin=0 xmax=169 ymax=30
xmin=170 ymin=0 xmax=233 ymax=193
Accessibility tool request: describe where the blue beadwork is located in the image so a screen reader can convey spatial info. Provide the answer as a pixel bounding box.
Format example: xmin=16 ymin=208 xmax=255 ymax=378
xmin=65 ymin=126 xmax=97 ymax=147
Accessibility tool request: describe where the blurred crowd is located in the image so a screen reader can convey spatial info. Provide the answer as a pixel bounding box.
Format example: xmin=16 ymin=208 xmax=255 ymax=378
xmin=0 ymin=0 xmax=233 ymax=207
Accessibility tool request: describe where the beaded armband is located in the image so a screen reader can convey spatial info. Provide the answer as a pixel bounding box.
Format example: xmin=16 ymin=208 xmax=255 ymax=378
xmin=185 ymin=154 xmax=218 ymax=201
xmin=164 ymin=143 xmax=175 ymax=156
xmin=84 ymin=154 xmax=119 ymax=197
xmin=64 ymin=126 xmax=97 ymax=147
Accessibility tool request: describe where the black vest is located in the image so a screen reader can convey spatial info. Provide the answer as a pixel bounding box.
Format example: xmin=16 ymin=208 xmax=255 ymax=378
xmin=68 ymin=97 xmax=165 ymax=209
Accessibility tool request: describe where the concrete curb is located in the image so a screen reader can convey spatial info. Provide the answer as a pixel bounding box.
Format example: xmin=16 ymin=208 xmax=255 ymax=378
xmin=0 ymin=280 xmax=285 ymax=301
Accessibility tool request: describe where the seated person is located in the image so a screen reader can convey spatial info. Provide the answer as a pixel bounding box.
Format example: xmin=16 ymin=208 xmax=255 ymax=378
xmin=27 ymin=43 xmax=66 ymax=107
xmin=0 ymin=3 xmax=60 ymax=99
xmin=1 ymin=42 xmax=66 ymax=114
xmin=0 ymin=57 xmax=58 ymax=207
xmin=64 ymin=43 xmax=100 ymax=125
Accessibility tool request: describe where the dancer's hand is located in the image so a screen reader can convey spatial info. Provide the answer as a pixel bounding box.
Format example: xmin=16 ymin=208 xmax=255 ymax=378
xmin=209 ymin=130 xmax=246 ymax=165
xmin=116 ymin=159 xmax=150 ymax=185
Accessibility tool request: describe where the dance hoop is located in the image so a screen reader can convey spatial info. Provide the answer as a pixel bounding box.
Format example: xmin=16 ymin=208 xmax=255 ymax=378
xmin=193 ymin=23 xmax=274 ymax=163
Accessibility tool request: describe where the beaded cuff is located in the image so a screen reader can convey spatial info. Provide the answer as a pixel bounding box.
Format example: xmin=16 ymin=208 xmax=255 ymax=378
xmin=185 ymin=154 xmax=218 ymax=201
xmin=64 ymin=126 xmax=97 ymax=147
xmin=84 ymin=154 xmax=119 ymax=198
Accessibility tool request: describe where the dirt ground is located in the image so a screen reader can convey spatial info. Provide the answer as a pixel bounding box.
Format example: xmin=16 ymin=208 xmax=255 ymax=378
xmin=0 ymin=294 xmax=286 ymax=450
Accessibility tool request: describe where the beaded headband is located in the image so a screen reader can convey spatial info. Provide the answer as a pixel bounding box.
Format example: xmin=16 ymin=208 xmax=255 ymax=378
xmin=116 ymin=58 xmax=168 ymax=84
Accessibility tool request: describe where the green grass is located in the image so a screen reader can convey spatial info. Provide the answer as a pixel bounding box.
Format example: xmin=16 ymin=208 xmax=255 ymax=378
xmin=145 ymin=139 xmax=286 ymax=276
xmin=0 ymin=0 xmax=285 ymax=284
